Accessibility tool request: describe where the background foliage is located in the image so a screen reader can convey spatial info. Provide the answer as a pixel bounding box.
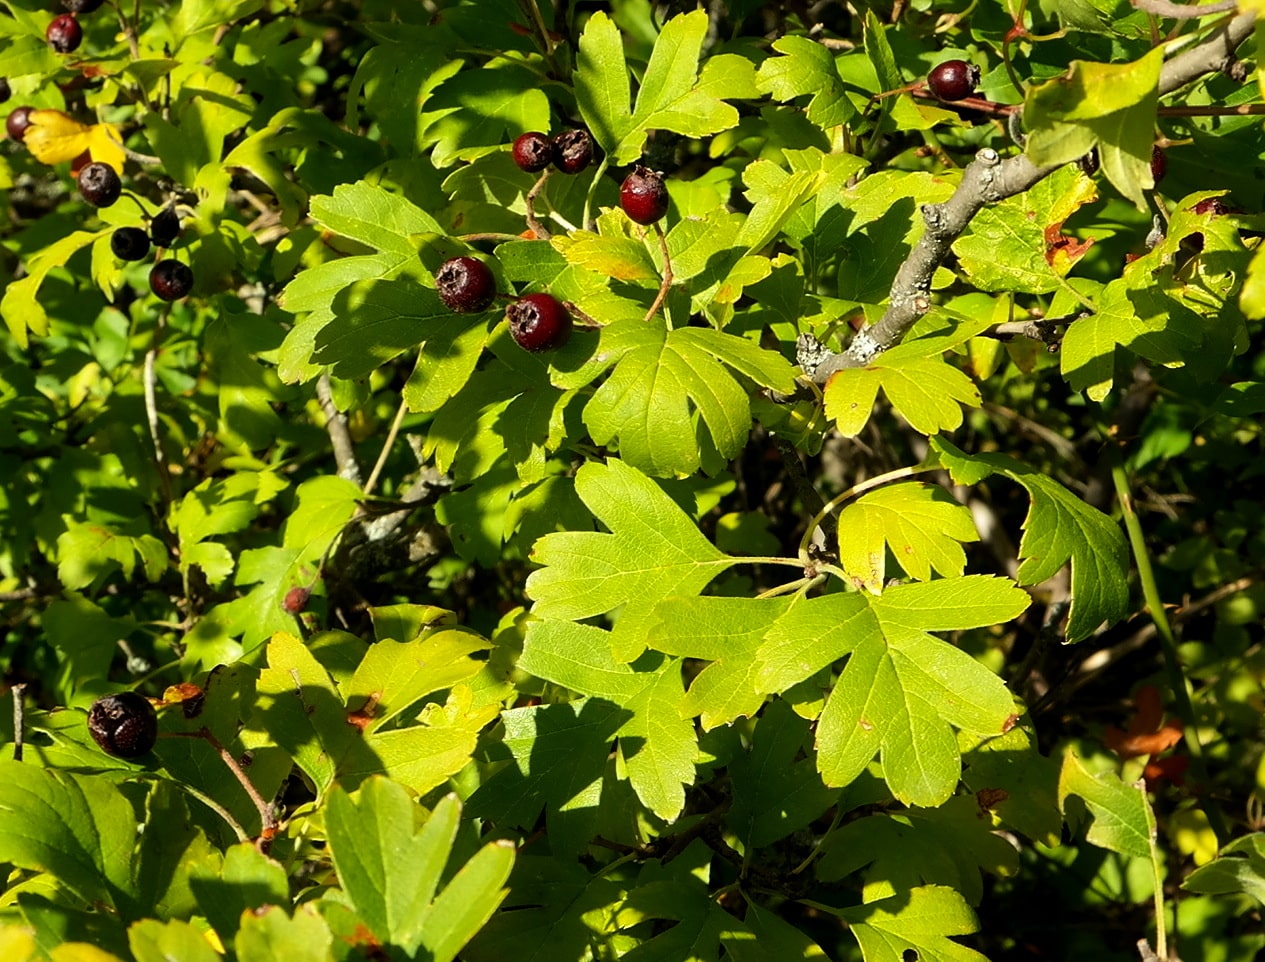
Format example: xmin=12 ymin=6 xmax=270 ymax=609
xmin=2 ymin=0 xmax=1265 ymax=959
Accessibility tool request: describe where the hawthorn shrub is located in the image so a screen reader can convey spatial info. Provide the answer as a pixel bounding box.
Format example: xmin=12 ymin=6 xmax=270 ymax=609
xmin=1 ymin=1 xmax=1264 ymax=960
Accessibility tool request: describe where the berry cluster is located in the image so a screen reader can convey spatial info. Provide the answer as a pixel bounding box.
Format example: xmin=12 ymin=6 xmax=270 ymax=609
xmin=433 ymin=255 xmax=572 ymax=352
xmin=44 ymin=0 xmax=105 ymax=56
xmin=511 ymin=128 xmax=594 ymax=176
xmin=112 ymin=205 xmax=193 ymax=300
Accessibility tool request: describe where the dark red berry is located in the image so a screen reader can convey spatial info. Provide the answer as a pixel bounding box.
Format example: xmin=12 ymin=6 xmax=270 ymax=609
xmin=551 ymin=128 xmax=593 ymax=175
xmin=927 ymin=59 xmax=980 ymax=101
xmin=149 ymin=259 xmax=194 ymax=300
xmin=1191 ymin=197 xmax=1237 ymax=216
xmin=619 ymin=165 xmax=669 ymax=226
xmin=507 ymin=293 xmax=572 ymax=352
xmin=78 ymin=162 xmax=121 ymax=207
xmin=6 ymin=106 xmax=33 ymax=142
xmin=149 ymin=205 xmax=181 ymax=248
xmin=47 ymin=14 xmax=83 ymax=54
xmin=512 ymin=131 xmax=553 ymax=173
xmin=435 ymin=256 xmax=496 ymax=313
xmin=62 ymin=0 xmax=105 ymax=12
xmin=0 ymin=79 xmax=10 ymax=105
xmin=1150 ymin=145 xmax=1167 ymax=185
xmin=283 ymin=586 xmax=311 ymax=614
xmin=1077 ymin=148 xmax=1099 ymax=177
xmin=110 ymin=227 xmax=150 ymax=261
xmin=87 ymin=692 xmax=158 ymax=759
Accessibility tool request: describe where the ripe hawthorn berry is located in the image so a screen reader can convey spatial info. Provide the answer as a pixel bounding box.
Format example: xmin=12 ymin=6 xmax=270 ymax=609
xmin=47 ymin=13 xmax=83 ymax=54
xmin=927 ymin=59 xmax=980 ymax=101
xmin=507 ymin=293 xmax=572 ymax=352
xmin=551 ymin=128 xmax=593 ymax=174
xmin=62 ymin=0 xmax=105 ymax=12
xmin=0 ymin=78 xmax=10 ymax=104
xmin=1077 ymin=148 xmax=1099 ymax=177
xmin=1150 ymin=145 xmax=1167 ymax=185
xmin=619 ymin=166 xmax=669 ymax=226
xmin=282 ymin=586 xmax=311 ymax=614
xmin=110 ymin=226 xmax=150 ymax=261
xmin=6 ymin=105 xmax=32 ymax=141
xmin=435 ymin=256 xmax=497 ymax=313
xmin=150 ymin=205 xmax=181 ymax=247
xmin=512 ymin=131 xmax=553 ymax=173
xmin=78 ymin=162 xmax=121 ymax=208
xmin=149 ymin=258 xmax=194 ymax=300
xmin=87 ymin=692 xmax=158 ymax=758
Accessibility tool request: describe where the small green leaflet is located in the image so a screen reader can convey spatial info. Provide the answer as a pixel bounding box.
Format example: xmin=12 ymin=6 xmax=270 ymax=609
xmin=1 ymin=230 xmax=104 ymax=347
xmin=836 ymin=482 xmax=979 ymax=593
xmin=575 ymin=11 xmax=746 ymax=165
xmin=757 ymin=577 xmax=1029 ymax=806
xmin=1058 ymin=751 xmax=1153 ymax=859
xmin=815 ymin=795 xmax=1019 ymax=905
xmin=930 ymin=437 xmax=1129 ymax=642
xmin=954 ymin=166 xmax=1098 ymax=295
xmin=646 ymin=596 xmax=792 ymax=730
xmin=527 ymin=459 xmax=740 ymax=662
xmin=834 ymin=884 xmax=989 ymax=962
xmin=56 ymin=521 xmax=167 ymax=591
xmin=519 ymin=620 xmax=696 ymax=822
xmin=757 ymin=35 xmax=855 ymax=130
xmin=823 ymin=315 xmax=989 ymax=437
xmin=169 ymin=470 xmax=288 ymax=588
xmin=1184 ymin=833 xmax=1265 ymax=908
xmin=583 ymin=318 xmax=798 ymax=478
xmin=326 ymin=783 xmax=514 ymax=961
xmin=1023 ymin=48 xmax=1163 ymax=208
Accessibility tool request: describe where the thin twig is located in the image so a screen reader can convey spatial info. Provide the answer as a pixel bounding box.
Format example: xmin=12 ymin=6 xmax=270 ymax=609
xmin=316 ymin=373 xmax=362 ymax=485
xmin=525 ymin=169 xmax=553 ymax=240
xmin=363 ymin=396 xmax=408 ymax=498
xmin=12 ymin=684 xmax=26 ymax=762
xmin=174 ymin=781 xmax=251 ymax=843
xmin=144 ymin=309 xmax=173 ymax=503
xmin=169 ymin=727 xmax=279 ymax=851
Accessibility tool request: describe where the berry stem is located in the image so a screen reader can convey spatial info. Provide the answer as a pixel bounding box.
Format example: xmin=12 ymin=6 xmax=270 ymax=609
xmin=170 ymin=727 xmax=279 ymax=852
xmin=144 ymin=308 xmax=174 ymax=505
xmin=582 ymin=155 xmax=610 ymax=232
xmin=362 ymin=395 xmax=408 ymax=499
xmin=644 ymin=222 xmax=673 ymax=323
xmin=525 ymin=168 xmax=553 ymax=240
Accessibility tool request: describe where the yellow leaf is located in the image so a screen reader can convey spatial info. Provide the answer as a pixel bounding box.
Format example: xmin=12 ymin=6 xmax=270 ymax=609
xmin=24 ymin=110 xmax=126 ymax=172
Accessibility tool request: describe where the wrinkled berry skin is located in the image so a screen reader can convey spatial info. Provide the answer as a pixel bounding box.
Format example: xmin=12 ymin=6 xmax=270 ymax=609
xmin=150 ymin=206 xmax=181 ymax=247
xmin=1150 ymin=145 xmax=1167 ymax=184
xmin=551 ymin=128 xmax=593 ymax=175
xmin=283 ymin=586 xmax=311 ymax=614
xmin=87 ymin=692 xmax=158 ymax=759
xmin=6 ymin=106 xmax=33 ymax=142
xmin=149 ymin=259 xmax=194 ymax=300
xmin=62 ymin=0 xmax=105 ymax=12
xmin=1077 ymin=148 xmax=1099 ymax=177
xmin=435 ymin=256 xmax=497 ymax=313
xmin=47 ymin=14 xmax=83 ymax=54
xmin=507 ymin=293 xmax=572 ymax=352
xmin=78 ymin=162 xmax=122 ymax=208
xmin=512 ymin=131 xmax=553 ymax=173
xmin=927 ymin=59 xmax=980 ymax=101
xmin=111 ymin=227 xmax=150 ymax=261
xmin=619 ymin=166 xmax=669 ymax=226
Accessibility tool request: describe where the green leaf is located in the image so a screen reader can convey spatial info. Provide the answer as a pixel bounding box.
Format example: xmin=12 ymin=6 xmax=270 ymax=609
xmin=1023 ymin=49 xmax=1163 ymax=208
xmin=836 ymin=483 xmax=979 ymax=593
xmin=824 ymin=346 xmax=982 ymax=439
xmin=728 ymin=700 xmax=841 ymax=849
xmin=309 ymin=181 xmax=443 ymax=253
xmin=1 ymin=231 xmax=104 ymax=347
xmin=55 ymin=522 xmax=167 ymax=592
xmin=646 ymin=596 xmax=790 ymax=730
xmin=189 ymin=843 xmax=290 ymax=948
xmin=419 ymin=837 xmax=516 ymax=962
xmin=953 ymin=166 xmax=1099 ymax=294
xmin=128 ymin=920 xmax=221 ymax=962
xmin=419 ymin=62 xmax=551 ymax=168
xmin=837 ymin=885 xmax=989 ymax=962
xmin=520 ymin=621 xmax=696 ymax=820
xmin=0 ymin=762 xmax=138 ymax=914
xmin=583 ymin=318 xmax=796 ymax=478
xmin=526 ymin=459 xmax=738 ymax=661
xmin=758 ymin=578 xmax=1028 ymax=805
xmin=1058 ymin=751 xmax=1153 ymax=859
xmin=960 ymin=722 xmax=1062 ymax=847
xmin=576 ymin=11 xmax=741 ymax=165
xmin=234 ymin=905 xmax=334 ymax=962
xmin=1183 ymin=833 xmax=1265 ymax=907
xmin=756 ymin=36 xmax=856 ymax=130
xmin=931 ymin=438 xmax=1130 ymax=642
xmin=816 ymin=795 xmax=1019 ymax=904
